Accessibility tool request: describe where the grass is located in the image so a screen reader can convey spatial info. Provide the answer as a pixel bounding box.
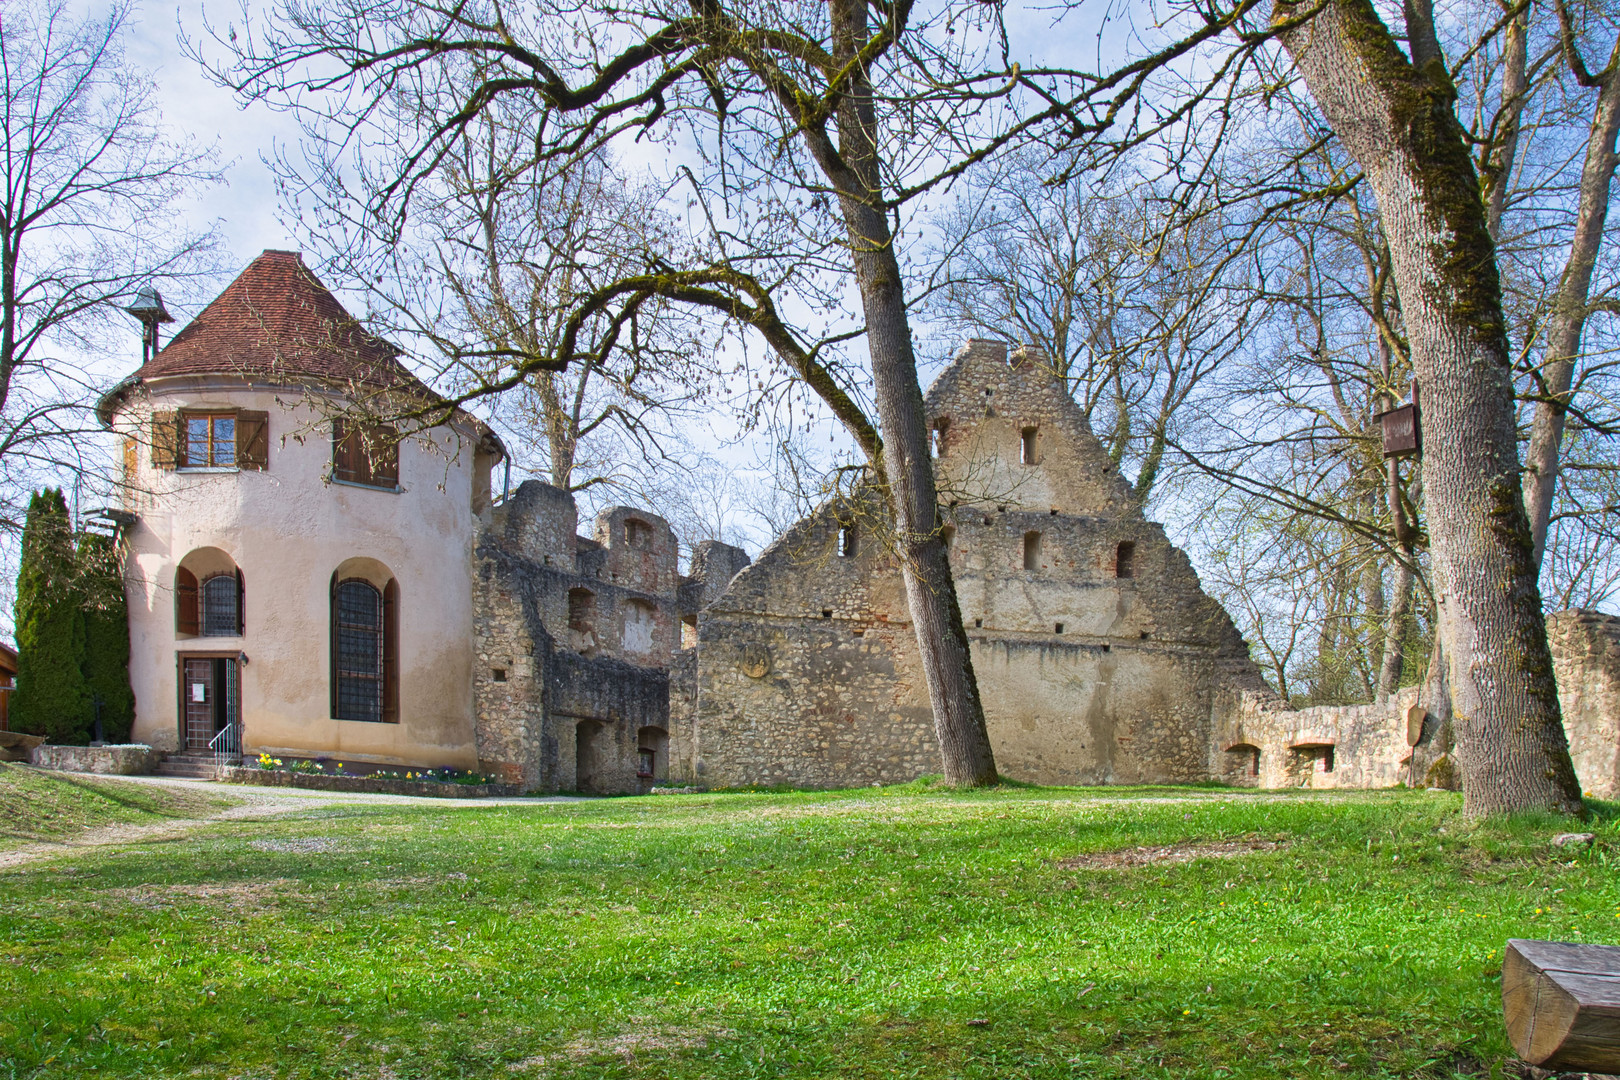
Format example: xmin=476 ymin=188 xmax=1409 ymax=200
xmin=1 ymin=780 xmax=1616 ymax=1079
xmin=0 ymin=762 xmax=234 ymax=849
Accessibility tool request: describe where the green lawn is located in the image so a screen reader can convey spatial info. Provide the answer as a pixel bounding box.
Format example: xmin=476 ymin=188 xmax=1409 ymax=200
xmin=0 ymin=762 xmax=233 ymax=850
xmin=1 ymin=779 xmax=1615 ymax=1079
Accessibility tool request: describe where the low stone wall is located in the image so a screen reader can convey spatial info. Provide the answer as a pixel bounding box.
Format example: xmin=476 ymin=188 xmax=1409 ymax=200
xmin=1216 ymin=689 xmax=1417 ymax=790
xmin=30 ymin=743 xmax=159 ymax=775
xmin=218 ymin=766 xmax=525 ymax=798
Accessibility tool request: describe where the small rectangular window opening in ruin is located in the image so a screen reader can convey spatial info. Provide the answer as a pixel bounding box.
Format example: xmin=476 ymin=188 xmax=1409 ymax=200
xmin=942 ymin=525 xmax=955 ymax=552
xmin=839 ymin=524 xmax=857 ymax=558
xmin=1023 ymin=531 xmax=1042 ymax=571
xmin=822 ymin=609 xmax=833 ymax=619
xmin=1116 ymin=541 xmax=1136 ymax=579
xmin=1054 ymin=622 xmax=1064 ymax=634
xmin=933 ymin=419 xmax=949 ymax=458
xmin=568 ymin=588 xmax=595 ymax=631
xmin=625 ymin=518 xmax=651 ymax=547
xmin=1021 ymin=426 xmax=1038 ymax=465
xmin=492 ymin=668 xmax=507 ymax=683
xmin=974 ymin=617 xmax=983 ymax=628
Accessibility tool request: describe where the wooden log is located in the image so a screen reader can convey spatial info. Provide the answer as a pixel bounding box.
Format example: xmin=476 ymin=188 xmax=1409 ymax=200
xmin=1504 ymin=939 xmax=1620 ymax=1072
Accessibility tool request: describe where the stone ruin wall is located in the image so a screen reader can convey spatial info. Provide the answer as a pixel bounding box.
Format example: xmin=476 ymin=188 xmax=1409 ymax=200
xmin=1547 ymin=610 xmax=1620 ymax=800
xmin=464 ymin=344 xmax=1620 ymax=800
xmin=689 ymin=340 xmax=1280 ymax=790
xmin=471 ymin=480 xmax=723 ymax=793
xmin=1213 ymin=610 xmax=1620 ymax=798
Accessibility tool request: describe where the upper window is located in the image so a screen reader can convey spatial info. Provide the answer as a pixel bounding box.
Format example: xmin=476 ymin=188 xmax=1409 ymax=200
xmin=625 ymin=518 xmax=651 ymax=547
xmin=152 ymin=410 xmax=268 ymax=471
xmin=568 ymin=588 xmax=596 ymax=632
xmin=838 ymin=524 xmax=857 ymax=558
xmin=1020 ymin=426 xmax=1038 ymax=465
xmin=1116 ymin=540 xmax=1136 ymax=579
xmin=333 ymin=420 xmax=399 ymax=489
xmin=1023 ymin=531 xmax=1042 ymax=571
xmin=184 ymin=413 xmax=236 ymax=468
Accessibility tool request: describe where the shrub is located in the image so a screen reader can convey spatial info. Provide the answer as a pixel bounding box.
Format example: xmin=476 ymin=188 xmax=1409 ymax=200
xmin=11 ymin=490 xmax=90 ymax=742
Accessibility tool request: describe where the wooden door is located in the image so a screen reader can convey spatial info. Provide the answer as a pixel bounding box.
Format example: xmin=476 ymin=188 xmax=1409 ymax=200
xmin=183 ymin=659 xmax=215 ymax=750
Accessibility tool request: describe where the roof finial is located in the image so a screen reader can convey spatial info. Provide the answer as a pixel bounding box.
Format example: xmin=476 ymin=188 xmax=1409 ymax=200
xmin=123 ymin=284 xmax=174 ymax=364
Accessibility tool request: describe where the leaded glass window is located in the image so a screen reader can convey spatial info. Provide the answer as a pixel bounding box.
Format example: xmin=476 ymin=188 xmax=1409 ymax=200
xmin=334 ymin=580 xmax=382 ymax=722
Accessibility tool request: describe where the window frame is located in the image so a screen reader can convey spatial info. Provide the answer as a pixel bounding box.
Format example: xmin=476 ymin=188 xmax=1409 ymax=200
xmin=199 ymin=570 xmax=244 ymax=637
xmin=181 ymin=412 xmax=238 ymax=469
xmin=330 ymin=576 xmax=400 ymax=723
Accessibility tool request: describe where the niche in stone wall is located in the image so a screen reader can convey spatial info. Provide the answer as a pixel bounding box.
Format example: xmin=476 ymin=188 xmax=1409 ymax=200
xmin=1225 ymin=743 xmax=1261 ymax=778
xmin=1023 ymin=531 xmax=1042 ymax=571
xmin=624 ymin=598 xmax=656 ymax=655
xmin=1115 ymin=541 xmax=1135 ymax=579
xmin=638 ymin=726 xmax=669 ymax=780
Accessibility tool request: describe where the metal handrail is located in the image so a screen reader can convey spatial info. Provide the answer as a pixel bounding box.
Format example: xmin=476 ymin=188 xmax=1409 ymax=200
xmin=208 ymin=721 xmax=240 ymax=778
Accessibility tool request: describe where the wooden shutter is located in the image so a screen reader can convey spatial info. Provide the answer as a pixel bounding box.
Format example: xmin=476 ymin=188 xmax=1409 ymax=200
xmin=237 ymin=411 xmax=269 ymax=470
xmin=382 ymin=579 xmax=399 ymax=723
xmin=151 ymin=411 xmax=179 ymax=468
xmin=333 ymin=420 xmax=360 ymax=483
xmin=235 ymin=568 xmax=246 ymax=635
xmin=176 ymin=567 xmax=199 ymax=636
xmin=122 ymin=436 xmax=137 ymax=480
xmin=373 ymin=426 xmax=399 ymax=487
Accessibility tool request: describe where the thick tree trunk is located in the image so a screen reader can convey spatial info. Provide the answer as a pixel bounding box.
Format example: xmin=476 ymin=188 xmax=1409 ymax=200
xmin=800 ymin=0 xmax=996 ymax=786
xmin=1277 ymin=0 xmax=1583 ymax=816
xmin=1522 ymin=40 xmax=1620 ymax=570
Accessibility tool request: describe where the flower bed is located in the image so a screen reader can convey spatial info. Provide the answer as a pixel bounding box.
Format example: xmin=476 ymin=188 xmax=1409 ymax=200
xmin=219 ymin=766 xmax=525 ymax=798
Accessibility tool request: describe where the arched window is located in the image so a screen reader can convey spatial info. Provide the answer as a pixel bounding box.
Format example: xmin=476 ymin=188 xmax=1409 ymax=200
xmin=201 ymin=572 xmax=242 ymax=636
xmin=1023 ymin=531 xmax=1042 ymax=571
xmin=332 ymin=577 xmax=398 ymax=723
xmin=175 ymin=550 xmax=242 ymax=637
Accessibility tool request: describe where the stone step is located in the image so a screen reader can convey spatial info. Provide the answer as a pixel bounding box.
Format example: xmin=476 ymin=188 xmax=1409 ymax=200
xmin=155 ymin=760 xmax=219 ymax=779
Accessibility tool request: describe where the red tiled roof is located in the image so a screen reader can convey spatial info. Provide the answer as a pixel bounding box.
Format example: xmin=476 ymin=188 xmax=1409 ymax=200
xmin=132 ymin=250 xmax=429 ymax=393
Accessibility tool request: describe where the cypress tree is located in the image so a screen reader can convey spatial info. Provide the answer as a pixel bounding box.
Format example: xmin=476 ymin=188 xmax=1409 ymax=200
xmin=79 ymin=532 xmax=134 ymax=743
xmin=11 ymin=489 xmax=90 ymax=742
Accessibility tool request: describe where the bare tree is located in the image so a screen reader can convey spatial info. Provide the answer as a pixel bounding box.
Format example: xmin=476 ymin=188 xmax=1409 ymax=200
xmin=1520 ymin=2 xmax=1620 ymax=572
xmin=0 ymin=0 xmax=222 ymax=528
xmin=280 ymin=104 xmax=712 ymax=497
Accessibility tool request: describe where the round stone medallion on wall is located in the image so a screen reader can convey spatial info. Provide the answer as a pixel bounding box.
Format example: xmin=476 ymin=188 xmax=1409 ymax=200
xmin=739 ymin=644 xmax=771 ymax=679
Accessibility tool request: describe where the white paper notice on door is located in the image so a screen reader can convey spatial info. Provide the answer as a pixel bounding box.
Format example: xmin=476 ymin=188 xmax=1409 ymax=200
xmin=191 ymin=683 xmax=206 ymax=702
